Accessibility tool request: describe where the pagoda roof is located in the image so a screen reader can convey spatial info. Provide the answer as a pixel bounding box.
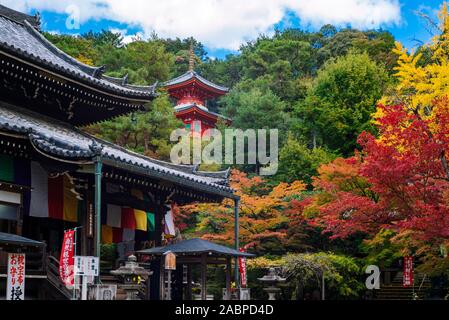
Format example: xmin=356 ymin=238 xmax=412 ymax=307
xmin=0 ymin=5 xmax=156 ymax=100
xmin=163 ymin=71 xmax=229 ymax=94
xmin=174 ymin=103 xmax=231 ymax=122
xmin=0 ymin=101 xmax=235 ymax=199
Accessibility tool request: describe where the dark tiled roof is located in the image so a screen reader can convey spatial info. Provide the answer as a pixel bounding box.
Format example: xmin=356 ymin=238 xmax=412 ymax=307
xmin=137 ymin=238 xmax=254 ymax=257
xmin=0 ymin=5 xmax=156 ymax=100
xmin=163 ymin=71 xmax=229 ymax=93
xmin=0 ymin=231 xmax=44 ymax=247
xmin=0 ymin=4 xmax=40 ymax=29
xmin=0 ymin=102 xmax=234 ymax=197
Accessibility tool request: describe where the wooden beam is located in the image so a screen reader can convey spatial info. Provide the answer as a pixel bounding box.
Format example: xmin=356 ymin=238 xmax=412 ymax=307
xmin=154 ymin=203 xmax=164 ymax=247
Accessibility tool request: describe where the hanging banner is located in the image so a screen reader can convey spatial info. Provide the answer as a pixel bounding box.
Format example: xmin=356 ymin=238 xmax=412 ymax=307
xmin=59 ymin=229 xmax=75 ymax=288
xmin=238 ymin=248 xmax=247 ymax=288
xmin=403 ymin=256 xmax=413 ymax=287
xmin=6 ymin=253 xmax=26 ymax=300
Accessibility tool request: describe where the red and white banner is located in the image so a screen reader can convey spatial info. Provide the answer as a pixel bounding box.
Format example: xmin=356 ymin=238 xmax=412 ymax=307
xmin=403 ymin=256 xmax=413 ymax=287
xmin=238 ymin=248 xmax=247 ymax=288
xmin=59 ymin=229 xmax=75 ymax=288
xmin=7 ymin=253 xmax=25 ymax=300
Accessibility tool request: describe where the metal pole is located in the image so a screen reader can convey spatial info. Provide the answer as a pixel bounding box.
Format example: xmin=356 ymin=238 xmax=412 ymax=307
xmin=73 ymin=227 xmax=77 ymax=300
xmin=234 ymin=198 xmax=240 ymax=290
xmin=72 ymin=226 xmax=83 ymax=300
xmin=94 ymin=156 xmax=102 ymax=283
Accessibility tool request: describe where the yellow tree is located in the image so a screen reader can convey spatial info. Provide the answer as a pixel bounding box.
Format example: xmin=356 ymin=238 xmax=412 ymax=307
xmin=383 ymin=3 xmax=449 ymax=115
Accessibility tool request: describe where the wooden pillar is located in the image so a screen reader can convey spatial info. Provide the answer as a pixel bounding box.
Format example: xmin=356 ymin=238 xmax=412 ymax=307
xmin=201 ymin=254 xmax=207 ymax=300
xmin=186 ymin=264 xmax=192 ymax=300
xmin=226 ymin=258 xmax=231 ymax=300
xmin=154 ymin=202 xmax=165 ymax=300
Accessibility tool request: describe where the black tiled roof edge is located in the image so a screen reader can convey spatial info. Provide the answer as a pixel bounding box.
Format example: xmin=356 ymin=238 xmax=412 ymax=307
xmin=162 ymin=70 xmax=229 ymax=93
xmin=193 ymin=165 xmax=231 ymax=181
xmin=174 ymin=103 xmax=231 ymax=121
xmin=0 ymin=102 xmax=234 ymax=197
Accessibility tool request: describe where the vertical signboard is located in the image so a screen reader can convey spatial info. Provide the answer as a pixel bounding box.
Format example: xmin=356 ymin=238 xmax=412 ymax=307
xmin=7 ymin=253 xmax=25 ymax=300
xmin=403 ymin=256 xmax=413 ymax=287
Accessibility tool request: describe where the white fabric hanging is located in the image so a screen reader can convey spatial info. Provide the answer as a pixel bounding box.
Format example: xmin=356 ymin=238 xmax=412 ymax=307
xmin=164 ymin=204 xmax=176 ymax=236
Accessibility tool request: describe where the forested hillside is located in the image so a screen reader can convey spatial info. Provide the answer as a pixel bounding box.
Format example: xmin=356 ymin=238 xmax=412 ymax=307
xmin=44 ymin=4 xmax=449 ymax=299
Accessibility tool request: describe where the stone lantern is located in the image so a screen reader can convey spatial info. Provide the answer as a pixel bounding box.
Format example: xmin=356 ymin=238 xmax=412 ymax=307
xmin=258 ymin=267 xmax=286 ymax=300
xmin=111 ymin=255 xmax=152 ymax=300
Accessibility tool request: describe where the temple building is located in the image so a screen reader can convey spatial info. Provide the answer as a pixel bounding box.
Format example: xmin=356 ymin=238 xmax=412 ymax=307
xmin=0 ymin=4 xmax=241 ymax=300
xmin=162 ymin=56 xmax=231 ymax=134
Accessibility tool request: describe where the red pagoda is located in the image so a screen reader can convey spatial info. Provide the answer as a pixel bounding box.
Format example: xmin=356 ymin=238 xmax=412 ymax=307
xmin=163 ymin=64 xmax=231 ymax=134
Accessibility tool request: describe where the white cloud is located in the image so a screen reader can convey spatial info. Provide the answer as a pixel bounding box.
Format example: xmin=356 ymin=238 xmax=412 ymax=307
xmin=0 ymin=0 xmax=402 ymax=50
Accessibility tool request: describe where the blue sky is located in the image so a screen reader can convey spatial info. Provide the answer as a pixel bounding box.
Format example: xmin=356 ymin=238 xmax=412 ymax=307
xmin=1 ymin=0 xmax=445 ymax=59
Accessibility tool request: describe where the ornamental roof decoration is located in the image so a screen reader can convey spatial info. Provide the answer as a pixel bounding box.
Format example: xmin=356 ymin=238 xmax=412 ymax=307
xmin=0 ymin=4 xmax=157 ymax=100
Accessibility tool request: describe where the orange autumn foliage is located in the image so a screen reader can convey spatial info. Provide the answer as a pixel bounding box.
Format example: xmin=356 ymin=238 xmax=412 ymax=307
xmin=179 ymin=169 xmax=305 ymax=249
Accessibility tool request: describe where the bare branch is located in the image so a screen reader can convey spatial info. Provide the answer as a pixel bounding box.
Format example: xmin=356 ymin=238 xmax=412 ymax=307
xmin=414 ymin=10 xmax=441 ymax=36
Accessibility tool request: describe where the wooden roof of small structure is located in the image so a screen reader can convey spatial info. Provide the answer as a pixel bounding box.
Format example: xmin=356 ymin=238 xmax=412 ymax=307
xmin=137 ymin=238 xmax=254 ymax=258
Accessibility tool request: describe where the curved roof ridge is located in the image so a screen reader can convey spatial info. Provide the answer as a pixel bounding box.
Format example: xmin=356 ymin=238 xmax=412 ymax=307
xmin=0 ymin=4 xmax=40 ymax=29
xmin=162 ymin=70 xmax=229 ymax=92
xmin=0 ymin=6 xmax=157 ymax=100
xmin=161 ymin=70 xmax=195 ymax=86
xmin=102 ymin=74 xmax=157 ymax=93
xmin=23 ymin=20 xmax=102 ymax=77
xmin=194 ymin=72 xmax=229 ymax=92
xmin=174 ymin=103 xmax=231 ymax=121
xmin=103 ymin=74 xmax=128 ymax=85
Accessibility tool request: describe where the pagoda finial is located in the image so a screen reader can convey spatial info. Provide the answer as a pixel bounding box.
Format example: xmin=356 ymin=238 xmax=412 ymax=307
xmin=188 ymin=40 xmax=195 ymax=72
